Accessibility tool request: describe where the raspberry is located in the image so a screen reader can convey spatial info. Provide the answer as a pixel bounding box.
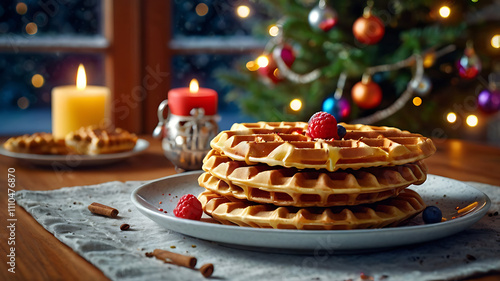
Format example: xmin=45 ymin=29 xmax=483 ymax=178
xmin=307 ymin=112 xmax=339 ymax=139
xmin=173 ymin=194 xmax=203 ymax=220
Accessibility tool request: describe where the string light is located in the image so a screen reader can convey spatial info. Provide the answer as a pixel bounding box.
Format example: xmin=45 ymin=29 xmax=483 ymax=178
xmin=16 ymin=2 xmax=27 ymax=15
xmin=236 ymin=5 xmax=250 ymax=18
xmin=446 ymin=112 xmax=457 ymax=123
xmin=412 ymin=97 xmax=422 ymax=106
xmin=246 ymin=61 xmax=259 ymax=71
xmin=423 ymin=53 xmax=435 ymax=68
xmin=195 ymin=3 xmax=209 ymax=16
xmin=25 ymin=22 xmax=38 ymax=35
xmin=256 ymin=55 xmax=269 ymax=68
xmin=269 ymin=25 xmax=279 ymax=37
xmin=466 ymin=115 xmax=478 ymax=127
xmin=290 ymin=99 xmax=302 ymax=111
xmin=31 ymin=74 xmax=44 ymax=88
xmin=439 ymin=6 xmax=451 ymax=18
xmin=491 ymin=35 xmax=500 ymax=49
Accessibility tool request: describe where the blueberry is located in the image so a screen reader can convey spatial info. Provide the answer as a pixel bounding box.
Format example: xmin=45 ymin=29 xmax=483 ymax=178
xmin=422 ymin=206 xmax=442 ymax=224
xmin=337 ymin=124 xmax=347 ymax=139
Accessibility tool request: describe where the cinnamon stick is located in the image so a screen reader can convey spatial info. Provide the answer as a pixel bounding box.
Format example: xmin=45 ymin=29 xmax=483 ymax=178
xmin=200 ymin=263 xmax=214 ymax=278
xmin=151 ymin=249 xmax=197 ymax=269
xmin=88 ymin=202 xmax=119 ymax=218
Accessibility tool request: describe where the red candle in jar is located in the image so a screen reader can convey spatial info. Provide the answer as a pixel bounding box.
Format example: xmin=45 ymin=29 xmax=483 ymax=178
xmin=167 ymin=79 xmax=218 ymax=116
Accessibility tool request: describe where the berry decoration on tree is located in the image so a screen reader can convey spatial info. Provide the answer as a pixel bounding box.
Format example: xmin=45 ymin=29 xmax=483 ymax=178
xmin=351 ymin=76 xmax=383 ymax=109
xmin=457 ymin=41 xmax=481 ymax=79
xmin=352 ymin=3 xmax=385 ymax=45
xmin=308 ymin=0 xmax=338 ymax=32
xmin=477 ymin=88 xmax=500 ymax=114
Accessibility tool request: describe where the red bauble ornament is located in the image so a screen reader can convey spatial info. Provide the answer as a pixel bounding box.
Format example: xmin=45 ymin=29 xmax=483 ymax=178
xmin=351 ymin=80 xmax=383 ymax=109
xmin=353 ymin=14 xmax=385 ymax=45
xmin=280 ymin=45 xmax=295 ymax=68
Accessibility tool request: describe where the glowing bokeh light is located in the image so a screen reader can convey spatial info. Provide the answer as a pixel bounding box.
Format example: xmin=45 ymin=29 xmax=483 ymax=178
xmin=195 ymin=3 xmax=209 ymax=16
xmin=466 ymin=115 xmax=478 ymax=127
xmin=269 ymin=25 xmax=279 ymax=37
xmin=31 ymin=74 xmax=44 ymax=88
xmin=413 ymin=97 xmax=422 ymax=106
xmin=290 ymin=99 xmax=302 ymax=111
xmin=439 ymin=6 xmax=451 ymax=18
xmin=246 ymin=61 xmax=259 ymax=71
xmin=447 ymin=112 xmax=457 ymax=123
xmin=17 ymin=97 xmax=29 ymax=109
xmin=491 ymin=35 xmax=500 ymax=49
xmin=16 ymin=2 xmax=27 ymax=15
xmin=236 ymin=5 xmax=250 ymax=18
xmin=26 ymin=22 xmax=38 ymax=35
xmin=256 ymin=55 xmax=269 ymax=68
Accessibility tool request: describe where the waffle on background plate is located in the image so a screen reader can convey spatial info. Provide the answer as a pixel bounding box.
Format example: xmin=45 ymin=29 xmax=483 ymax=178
xmin=3 ymin=126 xmax=137 ymax=155
xmin=198 ymin=121 xmax=436 ymax=230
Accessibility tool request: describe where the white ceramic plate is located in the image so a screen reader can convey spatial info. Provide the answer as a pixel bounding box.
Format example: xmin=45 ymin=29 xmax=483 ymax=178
xmin=0 ymin=139 xmax=149 ymax=167
xmin=131 ymin=171 xmax=491 ymax=253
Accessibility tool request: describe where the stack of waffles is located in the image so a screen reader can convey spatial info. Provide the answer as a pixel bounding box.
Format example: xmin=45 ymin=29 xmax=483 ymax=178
xmin=198 ymin=122 xmax=436 ymax=230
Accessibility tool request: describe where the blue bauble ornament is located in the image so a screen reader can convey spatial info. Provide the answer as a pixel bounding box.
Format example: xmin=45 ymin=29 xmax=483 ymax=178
xmin=322 ymin=96 xmax=351 ymax=120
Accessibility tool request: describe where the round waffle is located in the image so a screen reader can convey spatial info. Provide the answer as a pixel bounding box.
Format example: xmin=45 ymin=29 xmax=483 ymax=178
xmin=198 ymin=189 xmax=426 ymax=230
xmin=210 ymin=122 xmax=436 ymax=171
xmin=200 ymin=150 xmax=427 ymax=207
xmin=3 ymin=133 xmax=70 ymax=155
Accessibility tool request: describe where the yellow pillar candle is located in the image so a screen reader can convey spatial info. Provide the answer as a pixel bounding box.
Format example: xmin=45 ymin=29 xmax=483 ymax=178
xmin=51 ymin=64 xmax=111 ymax=139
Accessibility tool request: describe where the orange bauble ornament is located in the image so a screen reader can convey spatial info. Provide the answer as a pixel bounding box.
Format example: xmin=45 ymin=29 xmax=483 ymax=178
xmin=353 ymin=14 xmax=385 ymax=45
xmin=351 ymin=79 xmax=383 ymax=109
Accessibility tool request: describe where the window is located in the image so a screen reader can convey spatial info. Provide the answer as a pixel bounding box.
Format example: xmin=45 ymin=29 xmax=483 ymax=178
xmin=1 ymin=1 xmax=267 ymax=135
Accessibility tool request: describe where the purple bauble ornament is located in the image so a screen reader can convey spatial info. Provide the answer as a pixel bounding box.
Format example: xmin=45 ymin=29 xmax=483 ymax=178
xmin=322 ymin=96 xmax=351 ymax=120
xmin=478 ymin=89 xmax=500 ymax=114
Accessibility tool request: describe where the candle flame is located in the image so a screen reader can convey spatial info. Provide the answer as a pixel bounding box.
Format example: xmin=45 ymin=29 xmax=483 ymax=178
xmin=189 ymin=79 xmax=199 ymax=93
xmin=76 ymin=64 xmax=87 ymax=90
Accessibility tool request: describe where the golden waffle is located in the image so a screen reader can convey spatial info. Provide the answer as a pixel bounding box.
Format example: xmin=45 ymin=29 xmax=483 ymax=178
xmin=211 ymin=122 xmax=436 ymax=171
xmin=200 ymin=150 xmax=427 ymax=207
xmin=3 ymin=133 xmax=70 ymax=155
xmin=198 ymin=189 xmax=426 ymax=230
xmin=65 ymin=126 xmax=137 ymax=155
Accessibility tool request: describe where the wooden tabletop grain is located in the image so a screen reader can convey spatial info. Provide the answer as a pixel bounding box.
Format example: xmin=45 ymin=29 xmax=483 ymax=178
xmin=1 ymin=136 xmax=499 ymax=281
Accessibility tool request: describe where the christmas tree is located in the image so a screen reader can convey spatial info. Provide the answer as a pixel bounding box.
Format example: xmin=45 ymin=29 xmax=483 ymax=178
xmin=219 ymin=0 xmax=500 ymax=140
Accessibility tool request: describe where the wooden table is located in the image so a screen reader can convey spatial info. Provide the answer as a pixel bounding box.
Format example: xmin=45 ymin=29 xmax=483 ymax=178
xmin=1 ymin=136 xmax=499 ymax=281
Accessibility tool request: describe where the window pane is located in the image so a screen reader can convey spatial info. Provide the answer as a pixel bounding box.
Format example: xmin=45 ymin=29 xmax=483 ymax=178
xmin=173 ymin=0 xmax=271 ymax=37
xmin=0 ymin=0 xmax=103 ymax=36
xmin=0 ymin=53 xmax=105 ymax=135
